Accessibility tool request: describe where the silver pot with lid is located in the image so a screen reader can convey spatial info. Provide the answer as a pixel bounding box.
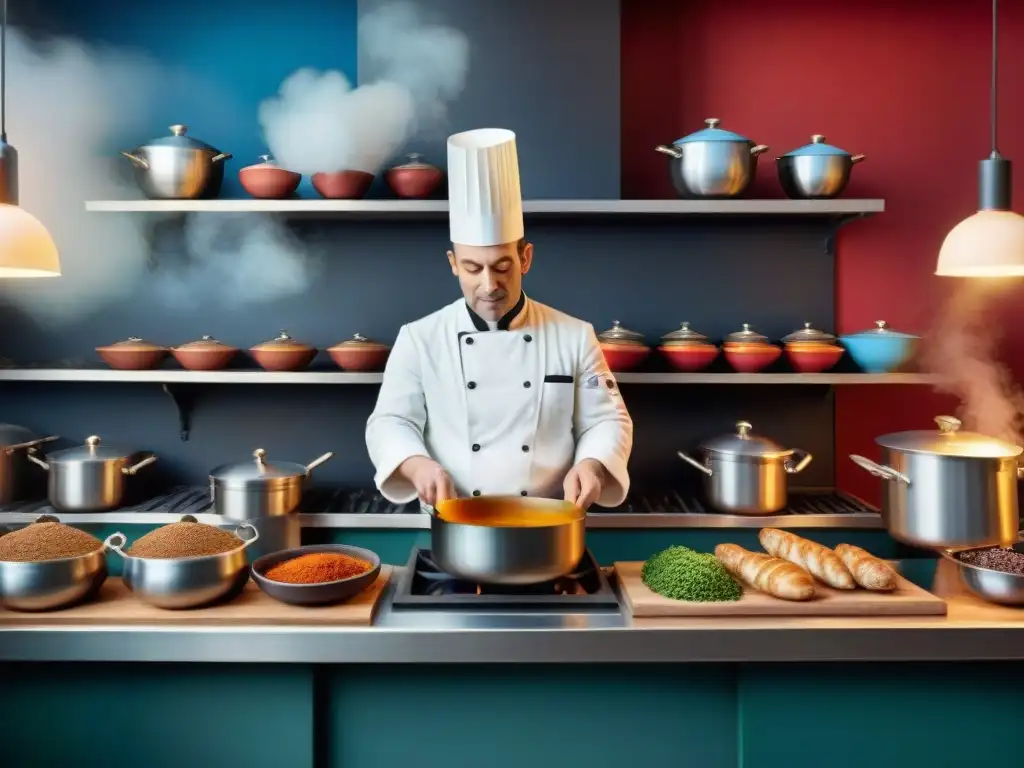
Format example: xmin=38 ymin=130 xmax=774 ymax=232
xmin=28 ymin=436 xmax=157 ymax=512
xmin=678 ymin=421 xmax=813 ymax=514
xmin=655 ymin=118 xmax=769 ymax=198
xmin=209 ymin=448 xmax=334 ymax=520
xmin=850 ymin=416 xmax=1022 ymax=549
xmin=777 ymin=135 xmax=865 ymax=200
xmin=121 ymin=125 xmax=233 ymax=200
xmin=0 ymin=424 xmax=58 ymax=504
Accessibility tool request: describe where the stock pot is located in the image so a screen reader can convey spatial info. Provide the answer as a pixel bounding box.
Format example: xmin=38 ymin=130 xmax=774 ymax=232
xmin=209 ymin=448 xmax=334 ymax=519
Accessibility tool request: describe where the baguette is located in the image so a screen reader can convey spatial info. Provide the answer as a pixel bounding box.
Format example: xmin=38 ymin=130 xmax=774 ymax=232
xmin=759 ymin=528 xmax=855 ymax=590
xmin=714 ymin=543 xmax=815 ymax=601
xmin=834 ymin=543 xmax=898 ymax=591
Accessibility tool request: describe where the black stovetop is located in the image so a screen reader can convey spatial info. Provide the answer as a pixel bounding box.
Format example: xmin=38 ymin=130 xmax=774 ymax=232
xmin=390 ymin=548 xmax=619 ymax=610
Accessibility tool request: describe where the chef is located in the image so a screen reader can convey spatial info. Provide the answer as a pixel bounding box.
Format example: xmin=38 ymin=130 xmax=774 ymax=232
xmin=365 ymin=128 xmax=633 ymax=510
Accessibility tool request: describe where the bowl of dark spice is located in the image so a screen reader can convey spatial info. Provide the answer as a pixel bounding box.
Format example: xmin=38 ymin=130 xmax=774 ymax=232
xmin=641 ymin=545 xmax=743 ymax=603
xmin=944 ymin=542 xmax=1024 ymax=606
xmin=104 ymin=515 xmax=259 ymax=610
xmin=0 ymin=514 xmax=108 ymax=611
xmin=252 ymin=545 xmax=381 ymax=606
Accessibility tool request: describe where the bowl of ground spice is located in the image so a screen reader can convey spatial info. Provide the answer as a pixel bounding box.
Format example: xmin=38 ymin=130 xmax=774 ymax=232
xmin=252 ymin=545 xmax=381 ymax=606
xmin=0 ymin=515 xmax=108 ymax=611
xmin=104 ymin=516 xmax=259 ymax=609
xmin=944 ymin=542 xmax=1024 ymax=606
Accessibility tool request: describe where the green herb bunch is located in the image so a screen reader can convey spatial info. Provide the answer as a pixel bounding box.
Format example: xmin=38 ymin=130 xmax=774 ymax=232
xmin=641 ymin=545 xmax=742 ymax=602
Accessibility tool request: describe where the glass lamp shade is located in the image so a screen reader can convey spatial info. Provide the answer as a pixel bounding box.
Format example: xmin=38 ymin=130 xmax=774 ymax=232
xmin=936 ymin=209 xmax=1024 ymax=278
xmin=0 ymin=203 xmax=60 ymax=277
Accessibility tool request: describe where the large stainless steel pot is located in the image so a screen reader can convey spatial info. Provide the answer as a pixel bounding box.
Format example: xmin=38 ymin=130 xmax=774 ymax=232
xmin=209 ymin=448 xmax=334 ymax=520
xmin=0 ymin=424 xmax=58 ymax=503
xmin=655 ymin=118 xmax=769 ymax=198
xmin=678 ymin=421 xmax=813 ymax=514
xmin=430 ymin=495 xmax=586 ymax=585
xmin=121 ymin=124 xmax=232 ymax=200
xmin=776 ymin=134 xmax=865 ymax=199
xmin=850 ymin=415 xmax=1021 ymax=550
xmin=28 ymin=436 xmax=157 ymax=512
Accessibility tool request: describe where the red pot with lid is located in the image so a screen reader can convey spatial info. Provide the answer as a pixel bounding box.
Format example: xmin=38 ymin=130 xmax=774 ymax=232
xmin=96 ymin=337 xmax=167 ymax=370
xmin=239 ymin=155 xmax=301 ymax=199
xmin=385 ymin=153 xmax=444 ymax=199
xmin=311 ymin=171 xmax=374 ymax=200
xmin=327 ymin=333 xmax=391 ymax=372
xmin=658 ymin=322 xmax=719 ymax=372
xmin=597 ymin=321 xmax=650 ymax=371
xmin=723 ymin=324 xmax=781 ymax=373
xmin=249 ymin=331 xmax=317 ymax=372
xmin=171 ymin=335 xmax=239 ymax=371
xmin=782 ymin=322 xmax=844 ymax=373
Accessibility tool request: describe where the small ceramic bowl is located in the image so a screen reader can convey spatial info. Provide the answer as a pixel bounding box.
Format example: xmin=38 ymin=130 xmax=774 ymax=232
xmin=251 ymin=544 xmax=382 ymax=607
xmin=311 ymin=171 xmax=374 ymax=200
xmin=327 ymin=334 xmax=391 ymax=372
xmin=597 ymin=321 xmax=650 ymax=372
xmin=171 ymin=335 xmax=238 ymax=371
xmin=840 ymin=320 xmax=919 ymax=373
xmin=96 ymin=337 xmax=167 ymax=370
xmin=249 ymin=331 xmax=317 ymax=372
xmin=658 ymin=322 xmax=719 ymax=372
xmin=722 ymin=324 xmax=780 ymax=373
xmin=385 ymin=153 xmax=444 ymax=199
xmin=238 ymin=155 xmax=301 ymax=199
xmin=782 ymin=322 xmax=844 ymax=373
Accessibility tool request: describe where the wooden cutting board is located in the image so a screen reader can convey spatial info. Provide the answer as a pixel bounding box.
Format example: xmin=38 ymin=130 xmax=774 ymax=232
xmin=614 ymin=561 xmax=946 ymax=617
xmin=0 ymin=566 xmax=391 ymax=626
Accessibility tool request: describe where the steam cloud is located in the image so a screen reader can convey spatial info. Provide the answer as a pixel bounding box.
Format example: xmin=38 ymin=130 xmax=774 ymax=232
xmin=922 ymin=281 xmax=1024 ymax=444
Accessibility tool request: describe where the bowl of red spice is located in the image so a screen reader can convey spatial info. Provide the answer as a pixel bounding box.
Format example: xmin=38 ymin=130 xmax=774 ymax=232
xmin=251 ymin=544 xmax=381 ymax=606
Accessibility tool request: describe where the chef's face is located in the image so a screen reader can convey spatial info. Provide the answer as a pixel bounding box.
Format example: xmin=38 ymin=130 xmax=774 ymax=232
xmin=448 ymin=239 xmax=533 ymax=321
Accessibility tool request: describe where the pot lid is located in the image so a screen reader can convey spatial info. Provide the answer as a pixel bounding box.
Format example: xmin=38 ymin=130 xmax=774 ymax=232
xmin=391 ymin=152 xmax=437 ymax=170
xmin=782 ymin=322 xmax=836 ymax=343
xmin=841 ymin=320 xmax=920 ymax=340
xmin=251 ymin=330 xmax=314 ymax=351
xmin=175 ymin=335 xmax=236 ymax=351
xmin=330 ymin=333 xmax=389 ymax=350
xmin=96 ymin=336 xmax=164 ymax=352
xmin=660 ymin=321 xmax=710 ymax=346
xmin=674 ymin=118 xmax=752 ymax=145
xmin=138 ymin=124 xmax=220 ymax=153
xmin=725 ymin=324 xmax=769 ymax=344
xmin=598 ymin=320 xmax=646 ymax=346
xmin=210 ymin=448 xmax=309 ymax=482
xmin=701 ymin=421 xmax=793 ymax=458
xmin=0 ymin=423 xmax=38 ymax=446
xmin=875 ymin=415 xmax=1023 ymax=458
xmin=48 ymin=435 xmax=131 ymax=463
xmin=783 ymin=135 xmax=851 ymax=157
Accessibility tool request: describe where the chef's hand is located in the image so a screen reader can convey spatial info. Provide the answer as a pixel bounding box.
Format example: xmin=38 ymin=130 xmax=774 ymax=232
xmin=563 ymin=459 xmax=606 ymax=510
xmin=398 ymin=455 xmax=456 ymax=507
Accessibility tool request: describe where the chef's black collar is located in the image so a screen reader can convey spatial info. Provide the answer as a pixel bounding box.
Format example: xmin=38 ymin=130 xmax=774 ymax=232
xmin=464 ymin=290 xmax=526 ymax=332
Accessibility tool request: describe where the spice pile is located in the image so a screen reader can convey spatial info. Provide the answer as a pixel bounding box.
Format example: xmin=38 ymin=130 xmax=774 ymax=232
xmin=0 ymin=521 xmax=102 ymax=562
xmin=265 ymin=552 xmax=372 ymax=584
xmin=642 ymin=545 xmax=742 ymax=602
xmin=958 ymin=546 xmax=1024 ymax=576
xmin=127 ymin=521 xmax=241 ymax=559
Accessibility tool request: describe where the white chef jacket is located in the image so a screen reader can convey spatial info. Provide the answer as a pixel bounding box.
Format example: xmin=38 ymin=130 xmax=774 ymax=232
xmin=365 ymin=293 xmax=633 ymax=507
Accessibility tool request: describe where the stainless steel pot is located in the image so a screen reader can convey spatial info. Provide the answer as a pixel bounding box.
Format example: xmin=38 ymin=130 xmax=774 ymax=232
xmin=655 ymin=118 xmax=769 ymax=198
xmin=104 ymin=522 xmax=258 ymax=609
xmin=28 ymin=436 xmax=157 ymax=512
xmin=776 ymin=134 xmax=865 ymax=199
xmin=121 ymin=124 xmax=232 ymax=200
xmin=430 ymin=495 xmax=586 ymax=585
xmin=850 ymin=415 xmax=1021 ymax=550
xmin=678 ymin=421 xmax=813 ymax=514
xmin=209 ymin=448 xmax=334 ymax=520
xmin=0 ymin=424 xmax=58 ymax=504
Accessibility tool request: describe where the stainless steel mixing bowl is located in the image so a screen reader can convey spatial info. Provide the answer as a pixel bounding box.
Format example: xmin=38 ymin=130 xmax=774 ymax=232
xmin=942 ymin=543 xmax=1024 ymax=605
xmin=0 ymin=547 xmax=108 ymax=611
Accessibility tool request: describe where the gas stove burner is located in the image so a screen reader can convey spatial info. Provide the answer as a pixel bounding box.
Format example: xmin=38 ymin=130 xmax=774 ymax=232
xmin=423 ymin=575 xmax=588 ymax=598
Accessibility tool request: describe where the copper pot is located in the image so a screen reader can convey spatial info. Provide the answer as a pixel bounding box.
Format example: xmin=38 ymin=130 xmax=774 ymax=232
xmin=171 ymin=335 xmax=238 ymax=371
xmin=597 ymin=321 xmax=650 ymax=372
xmin=385 ymin=153 xmax=443 ymax=199
xmin=327 ymin=333 xmax=391 ymax=372
xmin=782 ymin=322 xmax=844 ymax=373
xmin=311 ymin=171 xmax=374 ymax=200
xmin=249 ymin=331 xmax=317 ymax=372
xmin=96 ymin=337 xmax=167 ymax=370
xmin=238 ymin=155 xmax=301 ymax=199
xmin=722 ymin=324 xmax=781 ymax=373
xmin=658 ymin=322 xmax=720 ymax=372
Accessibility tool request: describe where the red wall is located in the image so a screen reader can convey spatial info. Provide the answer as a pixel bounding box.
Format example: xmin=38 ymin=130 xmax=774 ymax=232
xmin=621 ymin=0 xmax=1024 ymax=505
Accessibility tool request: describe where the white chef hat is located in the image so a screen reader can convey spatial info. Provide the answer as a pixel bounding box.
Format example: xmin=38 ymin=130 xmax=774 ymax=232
xmin=447 ymin=128 xmax=524 ymax=247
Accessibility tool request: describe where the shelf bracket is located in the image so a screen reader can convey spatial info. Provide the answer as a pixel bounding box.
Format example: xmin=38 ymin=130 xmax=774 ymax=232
xmin=161 ymin=383 xmax=198 ymax=442
xmin=823 ymin=212 xmax=868 ymax=256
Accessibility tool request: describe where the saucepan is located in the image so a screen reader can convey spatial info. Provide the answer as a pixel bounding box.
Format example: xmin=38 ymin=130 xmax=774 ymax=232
xmin=429 ymin=495 xmax=586 ymax=585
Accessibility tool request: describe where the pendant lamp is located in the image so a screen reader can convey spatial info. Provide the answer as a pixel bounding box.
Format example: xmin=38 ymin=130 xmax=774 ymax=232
xmin=0 ymin=0 xmax=59 ymax=278
xmin=937 ymin=0 xmax=1024 ymax=278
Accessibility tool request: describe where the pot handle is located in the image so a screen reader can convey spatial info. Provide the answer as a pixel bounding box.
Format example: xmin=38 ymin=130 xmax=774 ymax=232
xmin=750 ymin=144 xmax=770 ymax=156
xmin=211 ymin=152 xmax=233 ymax=164
xmin=785 ymin=449 xmax=814 ymax=474
xmin=4 ymin=435 xmax=58 ymax=454
xmin=677 ymin=451 xmax=713 ymax=477
xmin=120 ymin=151 xmax=149 ymax=170
xmin=26 ymin=451 xmax=49 ymax=471
xmin=104 ymin=532 xmax=129 ymax=559
xmin=851 ymin=154 xmax=866 ymax=164
xmin=123 ymin=455 xmax=158 ymax=476
xmin=655 ymin=144 xmax=683 ymax=159
xmin=849 ymin=454 xmax=911 ymax=485
xmin=234 ymin=523 xmax=260 ymax=548
xmin=304 ymin=451 xmax=334 ymax=475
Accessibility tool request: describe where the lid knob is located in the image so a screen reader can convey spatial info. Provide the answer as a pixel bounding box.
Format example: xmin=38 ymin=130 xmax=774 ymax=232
xmin=875 ymin=320 xmax=887 ymax=330
xmin=407 ymin=152 xmax=423 ymax=161
xmin=705 ymin=118 xmax=720 ymax=129
xmin=811 ymin=134 xmax=825 ymax=143
xmin=201 ymin=335 xmax=213 ymax=340
xmin=803 ymin=322 xmax=813 ymax=329
xmin=736 ymin=421 xmax=753 ymax=437
xmin=127 ymin=336 xmax=142 ymax=342
xmin=253 ymin=448 xmax=267 ymax=465
xmin=680 ymin=322 xmax=690 ymax=329
xmin=258 ymin=154 xmax=272 ymax=163
xmin=170 ymin=125 xmax=188 ymax=136
xmin=352 ymin=333 xmax=368 ymax=342
xmin=277 ymin=330 xmax=291 ymax=340
xmin=935 ymin=416 xmax=962 ymax=434
xmin=85 ymin=436 xmax=101 ymax=448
